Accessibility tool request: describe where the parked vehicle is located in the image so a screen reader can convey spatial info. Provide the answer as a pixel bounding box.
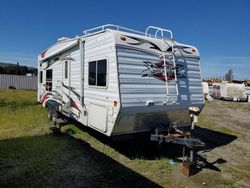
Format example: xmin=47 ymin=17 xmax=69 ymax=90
xmin=212 ymin=82 xmax=247 ymax=101
xmin=37 ymin=25 xmax=204 ymax=146
xmin=202 ymin=82 xmax=214 ymax=101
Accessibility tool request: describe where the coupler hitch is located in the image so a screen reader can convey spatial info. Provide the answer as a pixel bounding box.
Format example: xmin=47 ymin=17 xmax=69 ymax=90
xmin=150 ymin=129 xmax=206 ymax=176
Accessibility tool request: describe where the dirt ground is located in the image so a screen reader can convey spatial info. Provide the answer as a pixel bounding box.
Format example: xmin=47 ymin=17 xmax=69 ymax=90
xmin=167 ymin=100 xmax=250 ymax=188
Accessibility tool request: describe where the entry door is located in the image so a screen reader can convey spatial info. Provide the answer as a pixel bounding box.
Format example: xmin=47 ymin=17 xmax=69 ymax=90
xmin=62 ymin=58 xmax=71 ymax=114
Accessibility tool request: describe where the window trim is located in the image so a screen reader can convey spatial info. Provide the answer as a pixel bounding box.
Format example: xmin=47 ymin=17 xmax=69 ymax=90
xmin=88 ymin=58 xmax=108 ymax=89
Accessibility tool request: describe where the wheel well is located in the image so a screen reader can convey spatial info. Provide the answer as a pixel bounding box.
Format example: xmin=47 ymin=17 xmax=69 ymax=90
xmin=45 ymin=99 xmax=60 ymax=110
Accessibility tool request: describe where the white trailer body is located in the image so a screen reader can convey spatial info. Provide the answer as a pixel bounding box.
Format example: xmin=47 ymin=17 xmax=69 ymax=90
xmin=202 ymin=82 xmax=214 ymax=101
xmin=212 ymin=82 xmax=247 ymax=101
xmin=37 ymin=25 xmax=204 ymax=137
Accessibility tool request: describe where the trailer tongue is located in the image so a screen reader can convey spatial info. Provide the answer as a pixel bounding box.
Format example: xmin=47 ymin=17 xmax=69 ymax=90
xmin=150 ymin=106 xmax=206 ymax=176
xmin=150 ymin=129 xmax=205 ymax=148
xmin=150 ymin=125 xmax=205 ymax=176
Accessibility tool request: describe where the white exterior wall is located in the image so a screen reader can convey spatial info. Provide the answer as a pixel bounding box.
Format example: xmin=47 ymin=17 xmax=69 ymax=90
xmin=51 ymin=59 xmax=62 ymax=92
xmin=66 ymin=47 xmax=82 ymax=118
xmin=84 ymin=32 xmax=119 ymax=135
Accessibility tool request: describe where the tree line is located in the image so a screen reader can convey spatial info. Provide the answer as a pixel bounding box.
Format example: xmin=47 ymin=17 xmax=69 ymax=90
xmin=0 ymin=63 xmax=37 ymax=75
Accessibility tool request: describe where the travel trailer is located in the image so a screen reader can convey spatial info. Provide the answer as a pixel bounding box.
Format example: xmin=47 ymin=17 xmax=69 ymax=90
xmin=212 ymin=82 xmax=247 ymax=101
xmin=202 ymin=82 xmax=214 ymax=101
xmin=37 ymin=24 xmax=204 ymax=148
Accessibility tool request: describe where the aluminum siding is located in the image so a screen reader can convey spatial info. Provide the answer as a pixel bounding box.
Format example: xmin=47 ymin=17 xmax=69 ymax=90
xmin=117 ymin=47 xmax=204 ymax=108
xmin=84 ymin=32 xmax=119 ymax=136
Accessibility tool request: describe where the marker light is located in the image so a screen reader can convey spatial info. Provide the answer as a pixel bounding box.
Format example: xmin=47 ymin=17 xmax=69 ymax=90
xmin=113 ymin=101 xmax=118 ymax=107
xmin=120 ymin=36 xmax=126 ymax=41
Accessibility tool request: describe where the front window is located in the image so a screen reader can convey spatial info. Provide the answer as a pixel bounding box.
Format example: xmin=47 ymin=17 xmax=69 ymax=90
xmin=88 ymin=59 xmax=107 ymax=87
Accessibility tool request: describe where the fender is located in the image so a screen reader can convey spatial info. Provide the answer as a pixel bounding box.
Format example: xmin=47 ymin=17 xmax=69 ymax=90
xmin=44 ymin=98 xmax=61 ymax=110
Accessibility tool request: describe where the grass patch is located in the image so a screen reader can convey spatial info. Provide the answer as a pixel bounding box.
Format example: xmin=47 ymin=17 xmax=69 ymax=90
xmin=217 ymin=178 xmax=236 ymax=188
xmin=197 ymin=113 xmax=216 ymax=128
xmin=0 ymin=135 xmax=70 ymax=187
xmin=0 ymin=89 xmax=173 ymax=187
xmin=0 ymin=89 xmax=37 ymax=108
xmin=1 ymin=89 xmax=248 ymax=187
xmin=0 ymin=90 xmax=62 ymax=187
xmin=207 ymin=99 xmax=250 ymax=112
xmin=198 ymin=105 xmax=239 ymax=136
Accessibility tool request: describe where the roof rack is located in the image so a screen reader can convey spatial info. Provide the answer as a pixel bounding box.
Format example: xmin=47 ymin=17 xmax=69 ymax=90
xmin=83 ymin=24 xmax=145 ymax=36
xmin=83 ymin=24 xmax=173 ymax=39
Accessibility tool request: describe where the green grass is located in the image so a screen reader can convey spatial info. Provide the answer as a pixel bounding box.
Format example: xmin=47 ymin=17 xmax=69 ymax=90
xmin=1 ymin=89 xmax=248 ymax=187
xmin=0 ymin=90 xmax=70 ymax=187
xmin=0 ymin=89 xmax=173 ymax=187
xmin=0 ymin=90 xmax=50 ymax=139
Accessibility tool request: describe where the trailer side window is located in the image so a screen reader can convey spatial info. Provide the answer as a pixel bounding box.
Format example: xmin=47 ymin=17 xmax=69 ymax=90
xmin=97 ymin=59 xmax=107 ymax=86
xmin=88 ymin=59 xmax=107 ymax=87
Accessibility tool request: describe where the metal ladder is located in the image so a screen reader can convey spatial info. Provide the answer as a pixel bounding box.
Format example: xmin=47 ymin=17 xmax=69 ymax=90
xmin=145 ymin=26 xmax=179 ymax=103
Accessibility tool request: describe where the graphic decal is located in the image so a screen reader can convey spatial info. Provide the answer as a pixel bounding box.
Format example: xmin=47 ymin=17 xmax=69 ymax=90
xmin=141 ymin=60 xmax=186 ymax=81
xmin=121 ymin=35 xmax=195 ymax=56
xmin=62 ymin=91 xmax=81 ymax=114
xmin=122 ymin=35 xmax=172 ymax=52
xmin=40 ymin=83 xmax=81 ymax=119
xmin=62 ymin=83 xmax=80 ymax=100
xmin=40 ymin=50 xmax=47 ymax=58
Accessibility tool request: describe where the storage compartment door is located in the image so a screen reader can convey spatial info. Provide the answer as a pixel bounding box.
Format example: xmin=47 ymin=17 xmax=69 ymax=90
xmin=88 ymin=104 xmax=107 ymax=132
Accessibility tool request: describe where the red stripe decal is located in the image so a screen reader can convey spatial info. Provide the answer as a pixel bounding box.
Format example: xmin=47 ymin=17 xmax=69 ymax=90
xmin=41 ymin=93 xmax=48 ymax=104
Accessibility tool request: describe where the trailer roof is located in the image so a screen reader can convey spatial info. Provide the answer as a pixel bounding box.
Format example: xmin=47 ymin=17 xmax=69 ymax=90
xmin=39 ymin=24 xmax=200 ymax=61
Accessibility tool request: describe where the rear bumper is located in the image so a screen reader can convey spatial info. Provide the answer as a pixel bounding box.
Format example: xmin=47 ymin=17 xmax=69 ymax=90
xmin=111 ymin=104 xmax=204 ymax=136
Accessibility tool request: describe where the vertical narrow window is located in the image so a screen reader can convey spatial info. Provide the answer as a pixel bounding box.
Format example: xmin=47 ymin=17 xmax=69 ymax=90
xmin=64 ymin=61 xmax=68 ymax=79
xmin=40 ymin=71 xmax=43 ymax=83
xmin=46 ymin=69 xmax=53 ymax=91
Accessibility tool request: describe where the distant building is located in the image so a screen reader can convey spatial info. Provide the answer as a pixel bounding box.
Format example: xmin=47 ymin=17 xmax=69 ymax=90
xmin=26 ymin=73 xmax=36 ymax=77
